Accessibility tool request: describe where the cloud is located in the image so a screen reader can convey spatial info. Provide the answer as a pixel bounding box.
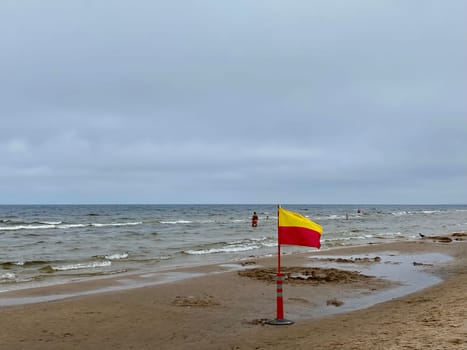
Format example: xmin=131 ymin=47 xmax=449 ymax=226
xmin=0 ymin=1 xmax=466 ymax=203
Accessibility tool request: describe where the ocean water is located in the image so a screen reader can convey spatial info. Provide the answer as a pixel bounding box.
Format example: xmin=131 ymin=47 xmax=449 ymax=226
xmin=1 ymin=204 xmax=466 ymax=292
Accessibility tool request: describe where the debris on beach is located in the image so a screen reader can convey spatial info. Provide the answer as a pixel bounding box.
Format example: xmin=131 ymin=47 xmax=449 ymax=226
xmin=326 ymin=298 xmax=344 ymax=307
xmin=310 ymin=256 xmax=382 ymax=264
xmin=430 ymin=236 xmax=452 ymax=243
xmin=244 ymin=318 xmax=270 ymax=326
xmin=238 ymin=267 xmax=374 ymax=285
xmin=171 ymin=295 xmax=220 ymax=308
xmin=418 ymin=232 xmax=467 ymax=243
xmin=452 ymin=232 xmax=467 ymax=241
xmin=413 ymin=262 xmax=434 ymax=267
xmin=422 ymin=236 xmax=452 ymax=243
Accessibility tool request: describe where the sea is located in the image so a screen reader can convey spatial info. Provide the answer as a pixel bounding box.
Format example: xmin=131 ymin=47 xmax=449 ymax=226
xmin=1 ymin=204 xmax=467 ymax=292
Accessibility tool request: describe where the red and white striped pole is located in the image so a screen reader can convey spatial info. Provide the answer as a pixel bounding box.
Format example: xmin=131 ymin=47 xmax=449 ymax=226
xmin=268 ymin=205 xmax=294 ymax=325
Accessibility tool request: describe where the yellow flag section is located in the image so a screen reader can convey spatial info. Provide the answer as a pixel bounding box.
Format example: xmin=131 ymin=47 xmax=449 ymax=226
xmin=278 ymin=207 xmax=323 ymax=249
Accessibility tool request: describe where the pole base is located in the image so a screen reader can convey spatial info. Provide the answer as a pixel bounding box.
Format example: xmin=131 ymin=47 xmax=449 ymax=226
xmin=267 ymin=318 xmax=294 ymax=326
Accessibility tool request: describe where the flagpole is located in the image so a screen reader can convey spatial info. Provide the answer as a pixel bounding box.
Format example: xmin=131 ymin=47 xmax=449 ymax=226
xmin=268 ymin=205 xmax=294 ymax=325
xmin=277 ymin=204 xmax=281 ymax=275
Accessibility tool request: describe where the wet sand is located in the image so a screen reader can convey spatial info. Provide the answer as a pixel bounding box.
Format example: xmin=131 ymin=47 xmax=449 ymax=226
xmin=0 ymin=234 xmax=466 ymax=349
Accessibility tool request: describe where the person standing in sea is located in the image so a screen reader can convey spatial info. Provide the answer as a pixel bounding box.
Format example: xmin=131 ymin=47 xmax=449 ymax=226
xmin=251 ymin=212 xmax=258 ymax=227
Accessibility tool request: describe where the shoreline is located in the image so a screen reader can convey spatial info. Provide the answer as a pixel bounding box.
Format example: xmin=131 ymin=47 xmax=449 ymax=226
xmin=0 ymin=236 xmax=458 ymax=307
xmin=3 ymin=204 xmax=466 ymax=295
xmin=0 ymin=233 xmax=460 ymax=309
xmin=1 ymin=235 xmax=466 ymax=349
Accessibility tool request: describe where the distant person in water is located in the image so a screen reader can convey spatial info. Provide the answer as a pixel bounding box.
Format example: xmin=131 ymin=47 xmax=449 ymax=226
xmin=251 ymin=212 xmax=259 ymax=227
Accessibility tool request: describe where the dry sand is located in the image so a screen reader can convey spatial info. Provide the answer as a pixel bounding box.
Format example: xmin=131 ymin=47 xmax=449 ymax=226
xmin=1 ymin=234 xmax=466 ymax=349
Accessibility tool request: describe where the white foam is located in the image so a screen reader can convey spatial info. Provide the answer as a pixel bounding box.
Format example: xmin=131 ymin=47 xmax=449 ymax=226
xmin=0 ymin=224 xmax=56 ymax=231
xmin=328 ymin=215 xmax=345 ymax=220
xmin=185 ymin=245 xmax=261 ymax=255
xmin=91 ymin=222 xmax=142 ymax=227
xmin=158 ymin=255 xmax=172 ymax=260
xmin=160 ymin=220 xmax=192 ymax=224
xmin=53 ymin=261 xmax=111 ymax=271
xmin=58 ymin=223 xmax=88 ymax=229
xmin=105 ymin=253 xmax=129 ymax=260
xmin=0 ymin=222 xmax=143 ymax=231
xmin=0 ymin=272 xmax=16 ymax=280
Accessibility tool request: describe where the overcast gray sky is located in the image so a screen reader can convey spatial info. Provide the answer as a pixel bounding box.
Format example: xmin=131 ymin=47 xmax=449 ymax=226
xmin=1 ymin=1 xmax=466 ymax=204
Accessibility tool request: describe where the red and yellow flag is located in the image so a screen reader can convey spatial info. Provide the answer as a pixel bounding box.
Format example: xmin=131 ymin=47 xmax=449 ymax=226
xmin=278 ymin=208 xmax=323 ymax=249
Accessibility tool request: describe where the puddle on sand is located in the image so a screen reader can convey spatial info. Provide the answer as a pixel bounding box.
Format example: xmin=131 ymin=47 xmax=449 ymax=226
xmin=286 ymin=252 xmax=453 ymax=320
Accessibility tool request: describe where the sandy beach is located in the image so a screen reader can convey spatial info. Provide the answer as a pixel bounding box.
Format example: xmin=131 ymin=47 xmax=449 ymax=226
xmin=1 ymin=234 xmax=466 ymax=350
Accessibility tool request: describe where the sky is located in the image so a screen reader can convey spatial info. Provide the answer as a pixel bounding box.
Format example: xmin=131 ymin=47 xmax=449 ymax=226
xmin=1 ymin=1 xmax=466 ymax=204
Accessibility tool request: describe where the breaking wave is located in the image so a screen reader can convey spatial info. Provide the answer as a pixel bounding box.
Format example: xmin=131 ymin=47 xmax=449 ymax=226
xmin=183 ymin=237 xmax=276 ymax=255
xmin=49 ymin=261 xmax=112 ymax=272
xmin=0 ymin=221 xmax=143 ymax=231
